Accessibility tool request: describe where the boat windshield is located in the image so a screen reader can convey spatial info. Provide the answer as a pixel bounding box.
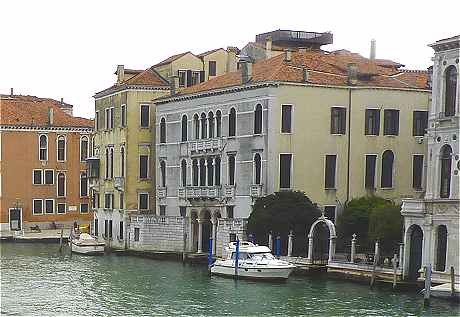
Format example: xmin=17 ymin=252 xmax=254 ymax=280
xmin=247 ymin=253 xmax=275 ymax=261
xmin=231 ymin=252 xmax=249 ymax=260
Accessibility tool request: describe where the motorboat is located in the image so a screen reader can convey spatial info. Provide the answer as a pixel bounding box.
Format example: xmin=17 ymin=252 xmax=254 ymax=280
xmin=69 ymin=233 xmax=105 ymax=255
xmin=210 ymin=241 xmax=296 ymax=280
xmin=422 ymin=283 xmax=460 ymax=302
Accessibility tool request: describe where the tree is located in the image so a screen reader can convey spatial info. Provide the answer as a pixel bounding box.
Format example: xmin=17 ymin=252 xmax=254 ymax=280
xmin=368 ymin=203 xmax=403 ymax=253
xmin=247 ymin=191 xmax=321 ymax=255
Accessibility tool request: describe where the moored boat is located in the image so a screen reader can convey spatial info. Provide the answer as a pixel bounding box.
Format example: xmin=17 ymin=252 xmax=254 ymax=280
xmin=422 ymin=283 xmax=460 ymax=302
xmin=210 ymin=241 xmax=295 ymax=280
xmin=70 ymin=233 xmax=105 ymax=255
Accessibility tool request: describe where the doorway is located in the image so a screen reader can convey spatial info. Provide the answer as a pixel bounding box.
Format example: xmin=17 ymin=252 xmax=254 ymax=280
xmin=9 ymin=208 xmax=22 ymax=231
xmin=408 ymin=225 xmax=423 ymax=281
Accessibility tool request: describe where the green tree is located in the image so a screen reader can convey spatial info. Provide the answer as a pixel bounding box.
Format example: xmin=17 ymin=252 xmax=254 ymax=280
xmin=368 ymin=202 xmax=403 ymax=253
xmin=247 ymin=191 xmax=321 ymax=255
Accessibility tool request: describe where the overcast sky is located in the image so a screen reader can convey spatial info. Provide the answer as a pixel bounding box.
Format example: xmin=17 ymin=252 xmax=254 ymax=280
xmin=1 ymin=0 xmax=459 ymax=118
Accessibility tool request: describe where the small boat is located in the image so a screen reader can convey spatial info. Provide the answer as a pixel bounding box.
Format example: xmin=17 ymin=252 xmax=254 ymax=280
xmin=70 ymin=233 xmax=105 ymax=255
xmin=210 ymin=241 xmax=296 ymax=280
xmin=422 ymin=283 xmax=460 ymax=301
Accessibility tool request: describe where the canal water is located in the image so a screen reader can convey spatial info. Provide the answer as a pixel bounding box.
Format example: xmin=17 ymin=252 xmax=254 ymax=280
xmin=1 ymin=243 xmax=458 ymax=316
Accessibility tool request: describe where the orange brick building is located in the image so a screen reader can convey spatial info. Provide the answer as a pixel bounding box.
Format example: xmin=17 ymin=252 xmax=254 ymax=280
xmin=0 ymin=93 xmax=94 ymax=231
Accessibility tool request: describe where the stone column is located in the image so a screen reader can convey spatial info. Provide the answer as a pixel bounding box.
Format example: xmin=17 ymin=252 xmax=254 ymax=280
xmin=399 ymin=243 xmax=404 ymax=269
xmin=197 ymin=162 xmax=201 ymax=187
xmin=350 ymin=233 xmax=357 ymax=263
xmin=211 ymin=218 xmax=217 ymax=256
xmin=328 ymin=237 xmax=336 ymax=263
xmin=307 ymin=235 xmax=313 ymax=263
xmin=204 ymin=160 xmax=208 ymax=187
xmin=189 ymin=160 xmax=193 ymax=187
xmin=197 ymin=218 xmax=203 ymax=253
xmin=212 ymin=158 xmax=216 ymax=186
xmin=188 ymin=214 xmax=194 ymax=253
xmin=287 ymin=230 xmax=294 ymax=257
xmin=268 ymin=231 xmax=273 ymax=251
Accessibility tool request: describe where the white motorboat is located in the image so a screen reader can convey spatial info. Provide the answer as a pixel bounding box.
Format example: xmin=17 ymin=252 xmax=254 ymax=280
xmin=70 ymin=233 xmax=105 ymax=255
xmin=210 ymin=241 xmax=296 ymax=280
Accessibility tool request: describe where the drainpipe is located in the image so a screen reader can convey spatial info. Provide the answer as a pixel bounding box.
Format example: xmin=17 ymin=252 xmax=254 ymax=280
xmin=346 ymin=87 xmax=352 ymax=202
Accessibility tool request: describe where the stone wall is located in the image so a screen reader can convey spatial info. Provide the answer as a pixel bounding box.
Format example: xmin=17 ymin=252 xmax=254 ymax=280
xmin=215 ymin=218 xmax=247 ymax=257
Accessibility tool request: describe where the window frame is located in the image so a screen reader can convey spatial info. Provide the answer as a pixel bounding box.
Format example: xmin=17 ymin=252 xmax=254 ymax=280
xmin=38 ymin=134 xmax=48 ymax=161
xmin=121 ymin=104 xmax=126 ymax=127
xmin=33 ymin=169 xmax=43 ymax=185
xmin=444 ymin=65 xmax=457 ymax=117
xmin=159 ymin=117 xmax=166 ymax=143
xmin=138 ymin=192 xmax=149 ymax=211
xmin=281 ymin=104 xmax=293 ymax=134
xmin=57 ymin=203 xmax=66 ymax=214
xmin=57 ymin=135 xmax=66 ymax=161
xmin=227 ymin=154 xmax=236 ymax=186
xmin=412 ymin=110 xmax=428 ymax=137
xmin=32 ymin=199 xmax=43 ymax=215
xmin=364 ymin=154 xmax=378 ymax=190
xmin=80 ymin=171 xmax=88 ymax=197
xmin=364 ymin=108 xmax=380 ymax=136
xmin=57 ymin=172 xmax=66 ymax=197
xmin=139 ymin=154 xmax=149 ymax=180
xmin=228 ymin=107 xmax=237 ymax=137
xmin=80 ymin=203 xmax=89 ymax=214
xmin=44 ymin=169 xmax=54 ymax=185
xmin=412 ymin=154 xmax=424 ymax=191
xmin=254 ymin=104 xmax=263 ymax=135
xmin=44 ymin=199 xmax=54 ymax=214
xmin=120 ymin=146 xmax=125 ymax=178
xmin=209 ymin=60 xmax=217 ymax=77
xmin=381 ymin=150 xmax=395 ymax=188
xmin=181 ymin=114 xmax=188 ymax=142
xmin=80 ymin=136 xmax=89 ymax=162
xmin=383 ymin=109 xmax=400 ymax=136
xmin=140 ymin=104 xmax=150 ymax=128
xmin=330 ymin=107 xmax=346 ymax=135
xmin=324 ymin=154 xmax=337 ymax=189
xmin=279 ymin=153 xmax=293 ymax=190
xmin=253 ymin=153 xmax=262 ymax=185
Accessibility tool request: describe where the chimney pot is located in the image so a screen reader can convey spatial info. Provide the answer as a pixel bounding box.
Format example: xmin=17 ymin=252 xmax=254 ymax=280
xmin=284 ymin=49 xmax=292 ymax=62
xmin=10 ymin=88 xmax=13 ymax=96
xmin=117 ymin=65 xmax=125 ymax=84
xmin=347 ymin=63 xmax=358 ymax=85
xmin=60 ymin=97 xmax=64 ymax=104
xmin=370 ymin=39 xmax=376 ymax=60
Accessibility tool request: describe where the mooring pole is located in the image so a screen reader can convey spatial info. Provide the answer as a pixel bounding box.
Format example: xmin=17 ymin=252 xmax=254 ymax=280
xmin=424 ymin=265 xmax=431 ymax=307
xmin=275 ymin=235 xmax=281 ymax=258
xmin=234 ymin=239 xmax=240 ymax=280
xmin=59 ymin=229 xmax=63 ymax=254
xmin=451 ymin=266 xmax=455 ymax=297
xmin=370 ymin=240 xmax=379 ymax=288
xmin=208 ymin=237 xmax=213 ymax=273
xmin=69 ymin=229 xmax=73 ymax=259
xmin=182 ymin=231 xmax=187 ymax=264
xmin=392 ymin=254 xmax=398 ymax=290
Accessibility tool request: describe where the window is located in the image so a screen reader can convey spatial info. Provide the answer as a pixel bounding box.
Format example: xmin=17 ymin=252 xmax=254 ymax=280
xmin=281 ymin=104 xmax=292 ymax=133
xmin=119 ymin=221 xmax=124 ymax=240
xmin=324 ymin=206 xmax=336 ymax=223
xmin=413 ymin=155 xmax=424 ymax=190
xmin=39 ymin=135 xmax=48 ymax=161
xmin=181 ymin=159 xmax=187 ymax=187
xmin=159 ymin=160 xmax=166 ymax=187
xmin=120 ymin=147 xmax=125 ymax=177
xmin=209 ymin=61 xmax=217 ymax=76
xmin=104 ymin=193 xmax=114 ymax=209
xmin=199 ymin=159 xmax=206 ymax=186
xmin=254 ymin=153 xmax=261 ymax=184
xmin=121 ymin=104 xmax=126 ymax=127
xmin=435 ymin=225 xmax=447 ymax=272
xmin=381 ymin=150 xmax=394 ymax=188
xmin=104 ymin=220 xmax=108 ymax=237
xmin=440 ymin=145 xmax=452 ymax=198
xmin=134 ymin=228 xmax=140 ymax=241
xmin=178 ymin=70 xmax=186 ymax=87
xmin=279 ymin=154 xmax=292 ymax=189
xmin=208 ymin=112 xmax=214 ymax=138
xmin=193 ymin=114 xmax=200 ymax=139
xmin=413 ymin=111 xmax=428 ymax=136
xmin=444 ymin=65 xmax=457 ymax=117
xmin=94 ymin=219 xmax=99 ymax=236
xmin=33 ymin=170 xmax=43 ymax=185
xmin=324 ymin=155 xmax=337 ymax=189
xmin=181 ymin=115 xmax=188 ymax=142
xmin=109 ymin=148 xmax=114 ymax=178
xmin=80 ymin=136 xmax=88 ymax=161
xmin=44 ymin=170 xmax=54 ymax=185
xmin=95 ymin=111 xmax=99 ymax=131
xmin=80 ymin=203 xmax=89 ymax=214
xmin=140 ymin=155 xmax=149 ymax=179
xmin=119 ymin=193 xmax=124 ymax=210
xmin=57 ymin=135 xmax=66 ymax=161
xmin=45 ymin=199 xmax=54 ymax=214
xmin=365 ymin=109 xmax=380 ymax=135
xmin=159 ymin=205 xmax=166 ymax=216
xmin=207 ymin=158 xmax=214 ymax=186
xmin=228 ymin=108 xmax=236 ymax=137
xmin=105 ymin=148 xmax=109 ymax=179
xmin=138 ymin=193 xmax=149 ymax=210
xmin=228 ymin=155 xmax=235 ymax=185
xmin=140 ymin=105 xmax=150 ymax=128
xmin=200 ymin=113 xmax=207 ymax=139
xmin=91 ymin=136 xmax=95 ymax=157
xmin=191 ymin=71 xmax=200 ymax=86
xmin=33 ymin=199 xmax=43 ymax=215
xmin=57 ymin=203 xmax=66 ymax=214
xmin=57 ymin=172 xmax=65 ymax=196
xmin=109 ymin=220 xmax=113 ymax=239
xmin=254 ymin=104 xmax=262 ymax=134
xmin=192 ymin=159 xmax=198 ymax=186
xmin=226 ymin=206 xmax=234 ymax=219
xmin=215 ymin=157 xmax=221 ymax=186
xmin=330 ymin=107 xmax=346 ymax=135
xmin=179 ymin=206 xmax=187 ymax=217
xmin=80 ymin=172 xmax=88 ymax=197
xmin=365 ymin=155 xmax=377 ymax=189
xmin=110 ymin=107 xmax=114 ymax=129
xmin=216 ymin=110 xmax=222 ymax=137
xmin=383 ymin=110 xmax=399 ymax=136
xmin=105 ymin=108 xmax=110 ymax=129
xmin=160 ymin=117 xmax=166 ymax=143
xmin=92 ymin=192 xmax=99 ymax=208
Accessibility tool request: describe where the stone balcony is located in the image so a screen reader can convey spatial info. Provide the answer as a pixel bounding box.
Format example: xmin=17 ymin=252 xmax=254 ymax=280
xmin=157 ymin=187 xmax=167 ymax=199
xmin=189 ymin=138 xmax=222 ymax=153
xmin=250 ymin=184 xmax=263 ymax=197
xmin=179 ymin=186 xmax=221 ymax=199
xmin=401 ymin=198 xmax=460 ymax=216
xmin=224 ymin=185 xmax=235 ymax=198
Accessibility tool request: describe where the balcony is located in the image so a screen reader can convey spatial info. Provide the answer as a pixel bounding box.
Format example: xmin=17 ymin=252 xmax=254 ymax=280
xmin=114 ymin=177 xmax=124 ymax=190
xmin=157 ymin=187 xmax=167 ymax=199
xmin=250 ymin=184 xmax=263 ymax=197
xmin=185 ymin=186 xmax=221 ymax=199
xmin=224 ymin=185 xmax=235 ymax=198
xmin=401 ymin=198 xmax=460 ymax=216
xmin=189 ymin=138 xmax=222 ymax=154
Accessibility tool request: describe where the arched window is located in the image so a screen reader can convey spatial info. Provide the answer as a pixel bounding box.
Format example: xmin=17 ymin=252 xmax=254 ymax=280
xmin=57 ymin=135 xmax=66 ymax=161
xmin=193 ymin=114 xmax=200 ymax=139
xmin=91 ymin=136 xmax=96 ymax=157
xmin=215 ymin=157 xmax=221 ymax=185
xmin=199 ymin=159 xmax=206 ymax=186
xmin=445 ymin=65 xmax=457 ymax=117
xmin=57 ymin=172 xmax=66 ymax=197
xmin=200 ymin=113 xmax=207 ymax=139
xmin=105 ymin=148 xmax=109 ymax=178
xmin=192 ymin=159 xmax=198 ymax=186
xmin=160 ymin=160 xmax=166 ymax=187
xmin=229 ymin=108 xmax=236 ymax=137
xmin=181 ymin=159 xmax=187 ymax=187
xmin=228 ymin=155 xmax=235 ymax=185
xmin=254 ymin=153 xmax=261 ymax=184
xmin=160 ymin=117 xmax=166 ymax=143
xmin=254 ymin=104 xmax=262 ymax=134
xmin=120 ymin=147 xmax=125 ymax=177
xmin=435 ymin=225 xmax=447 ymax=272
xmin=381 ymin=150 xmax=394 ymax=188
xmin=80 ymin=136 xmax=88 ymax=161
xmin=216 ymin=110 xmax=222 ymax=137
xmin=208 ymin=112 xmax=214 ymax=138
xmin=39 ymin=134 xmax=48 ymax=161
xmin=207 ymin=158 xmax=214 ymax=186
xmin=181 ymin=115 xmax=188 ymax=142
xmin=440 ymin=145 xmax=452 ymax=198
xmin=109 ymin=148 xmax=114 ymax=178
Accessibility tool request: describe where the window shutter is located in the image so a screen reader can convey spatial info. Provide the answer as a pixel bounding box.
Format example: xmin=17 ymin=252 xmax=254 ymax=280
xmin=186 ymin=70 xmax=192 ymax=87
xmin=395 ymin=110 xmax=400 ymax=135
xmin=199 ymin=70 xmax=205 ymax=83
xmin=340 ymin=108 xmax=346 ymax=134
xmin=375 ymin=110 xmax=380 ymax=135
xmin=330 ymin=108 xmax=335 ymax=134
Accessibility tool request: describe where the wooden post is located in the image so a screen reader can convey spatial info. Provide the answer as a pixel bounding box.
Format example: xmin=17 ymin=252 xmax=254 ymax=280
xmin=392 ymin=254 xmax=397 ymax=290
xmin=182 ymin=231 xmax=187 ymax=263
xmin=424 ymin=265 xmax=431 ymax=307
xmin=69 ymin=230 xmax=73 ymax=258
xmin=451 ymin=266 xmax=455 ymax=297
xmin=370 ymin=240 xmax=379 ymax=288
xmin=59 ymin=229 xmax=63 ymax=253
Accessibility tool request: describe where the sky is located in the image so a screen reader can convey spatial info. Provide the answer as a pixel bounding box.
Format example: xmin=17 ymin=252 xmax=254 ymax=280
xmin=1 ymin=0 xmax=459 ymax=119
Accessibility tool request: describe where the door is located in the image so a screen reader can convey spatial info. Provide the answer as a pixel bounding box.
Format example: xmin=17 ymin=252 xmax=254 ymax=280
xmin=408 ymin=225 xmax=423 ymax=281
xmin=9 ymin=208 xmax=22 ymax=231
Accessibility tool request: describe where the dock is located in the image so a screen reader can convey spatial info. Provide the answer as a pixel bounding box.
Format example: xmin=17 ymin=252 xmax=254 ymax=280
xmin=0 ymin=229 xmax=71 ymax=243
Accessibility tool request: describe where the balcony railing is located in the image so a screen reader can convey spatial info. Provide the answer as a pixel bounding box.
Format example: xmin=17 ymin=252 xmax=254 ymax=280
xmin=185 ymin=186 xmax=221 ymax=199
xmin=157 ymin=187 xmax=167 ymax=199
xmin=189 ymin=138 xmax=222 ymax=153
xmin=250 ymin=184 xmax=263 ymax=197
xmin=224 ymin=185 xmax=235 ymax=198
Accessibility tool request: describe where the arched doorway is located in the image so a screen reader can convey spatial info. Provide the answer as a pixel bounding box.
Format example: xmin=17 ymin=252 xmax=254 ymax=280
xmin=313 ymin=222 xmax=329 ymax=265
xmin=201 ymin=210 xmax=211 ymax=253
xmin=307 ymin=215 xmax=337 ymax=265
xmin=407 ymin=225 xmax=423 ymax=281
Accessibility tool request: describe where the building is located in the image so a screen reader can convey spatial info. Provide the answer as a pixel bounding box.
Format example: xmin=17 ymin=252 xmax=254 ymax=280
xmin=154 ymin=40 xmax=430 ymax=257
xmin=401 ymin=35 xmax=459 ymax=283
xmin=0 ymin=92 xmax=93 ymax=231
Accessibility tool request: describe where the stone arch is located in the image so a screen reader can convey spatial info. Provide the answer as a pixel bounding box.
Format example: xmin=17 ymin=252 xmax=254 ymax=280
xmin=307 ymin=215 xmax=337 ymax=264
xmin=404 ymin=224 xmax=423 ymax=281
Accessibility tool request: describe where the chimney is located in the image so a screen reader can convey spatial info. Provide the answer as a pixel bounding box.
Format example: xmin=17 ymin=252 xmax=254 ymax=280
xmin=265 ymin=36 xmax=272 ymax=59
xmin=10 ymin=88 xmax=13 ymax=96
xmin=347 ymin=63 xmax=358 ymax=85
xmin=370 ymin=39 xmax=376 ymax=60
xmin=226 ymin=46 xmax=239 ymax=72
xmin=48 ymin=107 xmax=54 ymax=126
xmin=169 ymin=75 xmax=179 ymax=95
xmin=117 ymin=65 xmax=125 ymax=84
xmin=302 ymin=68 xmax=309 ymax=83
xmin=284 ymin=49 xmax=292 ymax=62
xmin=60 ymin=97 xmax=64 ymax=104
xmin=239 ymin=56 xmax=253 ymax=84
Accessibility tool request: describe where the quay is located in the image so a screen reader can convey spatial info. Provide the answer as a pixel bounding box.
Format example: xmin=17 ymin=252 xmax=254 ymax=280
xmin=0 ymin=229 xmax=71 ymax=243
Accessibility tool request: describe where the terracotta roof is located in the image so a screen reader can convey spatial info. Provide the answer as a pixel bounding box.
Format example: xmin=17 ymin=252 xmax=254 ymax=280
xmin=153 ymin=51 xmax=193 ymax=67
xmin=178 ymin=50 xmax=428 ymax=96
xmin=0 ymin=95 xmax=93 ymax=128
xmin=197 ymin=48 xmax=225 ymax=57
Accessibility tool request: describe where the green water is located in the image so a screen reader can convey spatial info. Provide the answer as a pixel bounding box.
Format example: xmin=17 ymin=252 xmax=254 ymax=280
xmin=1 ymin=243 xmax=458 ymax=316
